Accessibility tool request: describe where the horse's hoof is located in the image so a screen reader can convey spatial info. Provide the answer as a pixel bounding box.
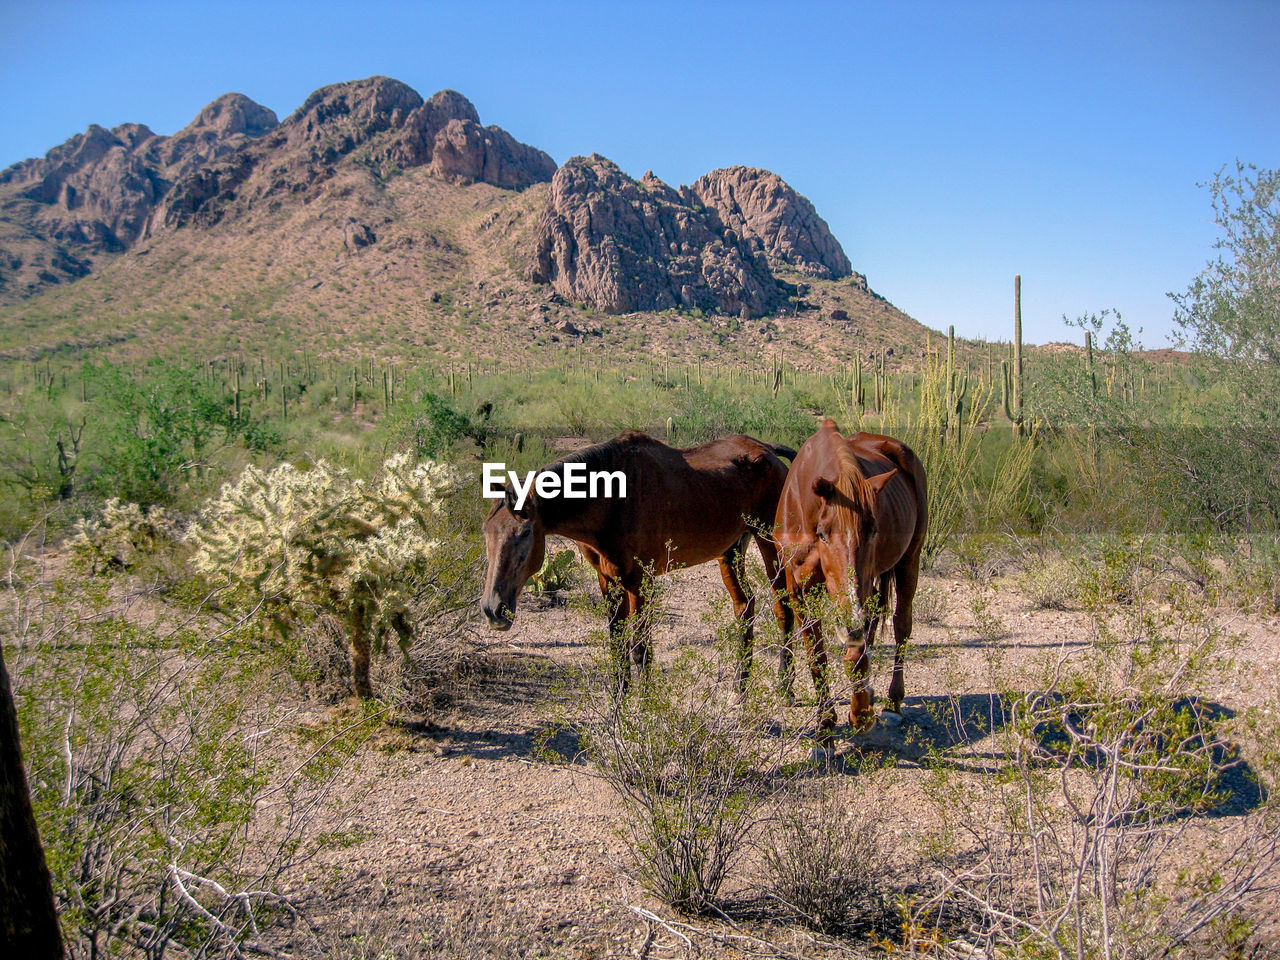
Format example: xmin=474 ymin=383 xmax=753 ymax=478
xmin=849 ymin=714 xmax=878 ymax=736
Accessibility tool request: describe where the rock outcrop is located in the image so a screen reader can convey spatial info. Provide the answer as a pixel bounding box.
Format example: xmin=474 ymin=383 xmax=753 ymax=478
xmin=0 ymin=94 xmax=280 ymax=297
xmin=397 ymin=89 xmax=556 ymax=189
xmin=0 ymin=77 xmax=554 ymax=301
xmin=0 ymin=95 xmax=279 ymax=260
xmin=160 ymin=79 xmax=554 ymax=230
xmin=526 ymin=158 xmax=859 ymax=317
xmin=527 ymin=156 xmax=784 ymax=317
xmin=689 ymin=166 xmax=853 ymax=280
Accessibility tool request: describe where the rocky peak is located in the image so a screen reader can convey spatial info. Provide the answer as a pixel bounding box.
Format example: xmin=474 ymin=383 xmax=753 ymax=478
xmin=285 ymin=76 xmax=423 ymax=156
xmin=0 ymin=92 xmax=277 ymax=298
xmin=527 ymin=155 xmax=781 ymax=317
xmin=157 ymin=94 xmax=278 ymax=178
xmin=424 ymin=89 xmax=481 ymax=125
xmin=687 ymin=166 xmax=852 ymax=279
xmin=394 ymin=89 xmax=553 ymax=189
xmin=186 ymin=93 xmax=278 ymax=140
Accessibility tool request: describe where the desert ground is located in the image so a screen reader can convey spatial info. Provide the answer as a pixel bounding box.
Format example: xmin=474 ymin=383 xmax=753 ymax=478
xmin=288 ymin=538 xmax=1280 ymax=958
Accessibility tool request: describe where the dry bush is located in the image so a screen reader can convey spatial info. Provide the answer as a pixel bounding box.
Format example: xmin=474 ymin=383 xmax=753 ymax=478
xmin=1016 ymin=552 xmax=1083 ymax=610
xmin=4 ymin=539 xmax=373 ymax=960
xmin=565 ymin=595 xmax=805 ymax=915
xmin=912 ymin=582 xmax=948 ymax=626
xmin=909 ymin=580 xmax=1280 ymax=959
xmin=763 ymin=782 xmax=896 ymax=936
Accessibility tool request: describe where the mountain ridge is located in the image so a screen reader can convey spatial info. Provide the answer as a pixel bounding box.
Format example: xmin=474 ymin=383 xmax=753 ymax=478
xmin=0 ymin=76 xmax=927 ymax=369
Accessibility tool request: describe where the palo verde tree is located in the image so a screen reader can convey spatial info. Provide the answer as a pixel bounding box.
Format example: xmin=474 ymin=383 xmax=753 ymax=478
xmin=1167 ymin=161 xmax=1280 ymax=528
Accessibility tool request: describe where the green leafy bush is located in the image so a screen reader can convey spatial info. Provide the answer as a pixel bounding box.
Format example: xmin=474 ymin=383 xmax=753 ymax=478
xmin=9 ymin=586 xmax=363 ymax=958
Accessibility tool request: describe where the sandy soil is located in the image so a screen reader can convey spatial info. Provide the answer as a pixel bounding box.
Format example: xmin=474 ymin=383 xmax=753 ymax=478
xmin=296 ymin=539 xmax=1280 ymax=958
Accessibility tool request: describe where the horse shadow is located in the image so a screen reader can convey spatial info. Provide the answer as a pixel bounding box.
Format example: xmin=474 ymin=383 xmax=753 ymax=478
xmin=397 ymin=646 xmax=589 ymax=765
xmin=820 ymin=691 xmax=1264 ymax=818
xmin=394 ymin=646 xmax=1266 ymax=820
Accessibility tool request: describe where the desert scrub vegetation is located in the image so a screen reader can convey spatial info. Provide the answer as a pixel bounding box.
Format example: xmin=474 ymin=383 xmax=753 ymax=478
xmin=909 ymin=561 xmax=1280 ymax=959
xmin=558 ymin=608 xmax=805 ymax=915
xmin=5 ymin=538 xmax=373 ymax=959
xmin=188 ymin=453 xmax=478 ymax=700
xmin=762 ymin=782 xmax=897 ymax=937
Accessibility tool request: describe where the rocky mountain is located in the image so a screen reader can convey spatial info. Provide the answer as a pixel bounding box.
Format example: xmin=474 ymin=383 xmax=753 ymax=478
xmin=527 ymin=156 xmax=776 ymax=316
xmin=0 ymin=77 xmax=555 ymax=302
xmin=688 ymin=166 xmax=855 ymax=281
xmin=0 ymin=76 xmax=924 ymax=367
xmin=0 ymin=94 xmax=279 ymax=296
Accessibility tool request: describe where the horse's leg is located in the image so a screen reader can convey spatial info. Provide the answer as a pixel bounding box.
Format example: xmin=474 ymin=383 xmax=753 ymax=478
xmin=755 ymin=534 xmax=794 ymax=703
xmin=597 ymin=569 xmax=630 ymax=691
xmin=625 ymin=580 xmax=651 ymax=678
xmin=888 ymin=557 xmax=920 ymax=712
xmin=795 ymin=584 xmax=837 ymax=737
xmin=718 ymin=533 xmax=756 ymax=692
xmin=844 ymin=571 xmax=890 ymax=729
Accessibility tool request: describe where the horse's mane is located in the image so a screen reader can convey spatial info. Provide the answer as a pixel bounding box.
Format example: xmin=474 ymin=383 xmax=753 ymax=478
xmin=546 ymin=432 xmax=652 ymax=477
xmin=832 ymin=435 xmax=872 ymax=530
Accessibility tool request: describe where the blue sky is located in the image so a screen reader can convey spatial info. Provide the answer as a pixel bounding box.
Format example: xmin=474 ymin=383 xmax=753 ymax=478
xmin=3 ymin=0 xmax=1277 ymax=346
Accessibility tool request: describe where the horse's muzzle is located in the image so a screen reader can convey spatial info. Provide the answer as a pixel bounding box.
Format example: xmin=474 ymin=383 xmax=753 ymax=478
xmin=480 ymin=595 xmax=513 ymax=630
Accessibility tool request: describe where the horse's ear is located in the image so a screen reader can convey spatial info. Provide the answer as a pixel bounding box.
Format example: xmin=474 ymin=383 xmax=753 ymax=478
xmin=812 ymin=477 xmax=838 ymax=501
xmin=863 ymin=468 xmax=899 ymax=499
xmin=505 ymin=486 xmax=534 ymax=520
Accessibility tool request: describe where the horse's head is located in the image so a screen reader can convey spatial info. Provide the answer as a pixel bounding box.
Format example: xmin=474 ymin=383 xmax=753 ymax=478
xmin=810 ymin=468 xmax=898 ymax=609
xmin=480 ymin=487 xmax=547 ymax=630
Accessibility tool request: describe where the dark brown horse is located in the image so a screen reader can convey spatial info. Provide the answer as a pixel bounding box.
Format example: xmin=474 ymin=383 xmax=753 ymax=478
xmin=481 ymin=431 xmax=794 ymax=684
xmin=774 ymin=419 xmax=927 ymax=735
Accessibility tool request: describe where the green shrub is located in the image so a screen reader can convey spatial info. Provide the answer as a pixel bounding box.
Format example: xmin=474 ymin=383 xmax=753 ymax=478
xmin=572 ymin=644 xmax=795 ymax=914
xmin=9 ymin=592 xmax=364 ymax=958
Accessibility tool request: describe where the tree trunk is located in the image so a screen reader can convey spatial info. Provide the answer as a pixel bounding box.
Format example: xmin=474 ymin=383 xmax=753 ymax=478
xmin=0 ymin=643 xmax=64 ymax=957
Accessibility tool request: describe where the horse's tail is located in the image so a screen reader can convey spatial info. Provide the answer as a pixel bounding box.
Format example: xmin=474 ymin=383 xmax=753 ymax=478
xmin=768 ymin=443 xmax=798 ymax=462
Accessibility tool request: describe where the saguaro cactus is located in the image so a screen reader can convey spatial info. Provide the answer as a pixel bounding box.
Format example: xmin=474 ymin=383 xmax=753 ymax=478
xmin=945 ymin=325 xmax=970 ymax=437
xmin=1085 ymin=330 xmax=1097 ymax=398
xmin=1002 ymin=276 xmax=1025 ymax=436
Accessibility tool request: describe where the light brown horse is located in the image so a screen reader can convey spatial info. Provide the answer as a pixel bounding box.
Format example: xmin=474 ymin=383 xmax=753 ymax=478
xmin=774 ymin=419 xmax=927 ymax=735
xmin=481 ymin=431 xmax=794 ymax=685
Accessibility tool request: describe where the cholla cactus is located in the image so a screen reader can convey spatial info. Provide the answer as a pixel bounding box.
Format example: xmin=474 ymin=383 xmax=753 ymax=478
xmin=69 ymin=498 xmax=181 ymax=574
xmin=188 ymin=454 xmax=460 ymax=698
